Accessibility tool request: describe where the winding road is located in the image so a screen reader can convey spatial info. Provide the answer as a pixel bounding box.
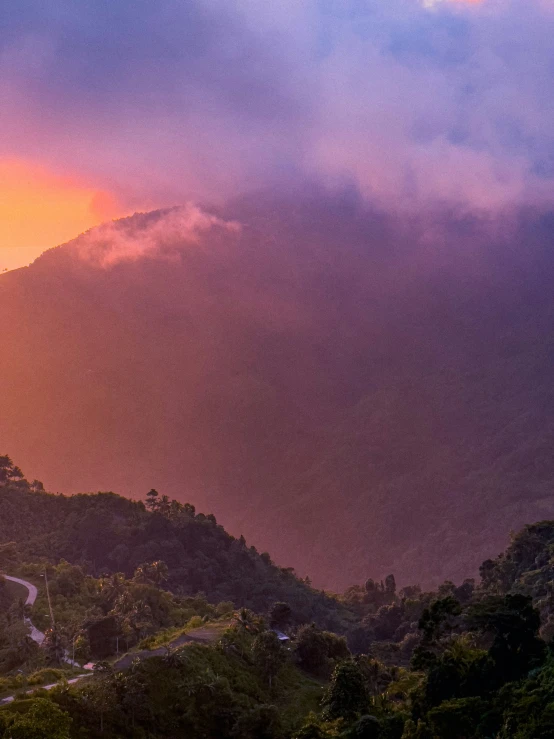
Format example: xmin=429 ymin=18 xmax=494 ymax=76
xmin=3 ymin=574 xmax=83 ymax=667
xmin=3 ymin=575 xmax=45 ymax=645
xmin=0 ymin=574 xmax=91 ymax=706
xmin=0 ymin=576 xmax=222 ymax=706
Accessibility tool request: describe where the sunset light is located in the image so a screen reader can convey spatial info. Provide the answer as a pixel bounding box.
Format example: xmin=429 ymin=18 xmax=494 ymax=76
xmin=0 ymin=160 xmax=122 ymax=272
xmin=2 ymin=1 xmax=554 ymax=734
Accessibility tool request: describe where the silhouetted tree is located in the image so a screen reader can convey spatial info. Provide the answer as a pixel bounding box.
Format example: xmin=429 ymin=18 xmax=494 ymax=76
xmin=0 ymin=455 xmax=24 ymax=486
xmin=145 ymin=488 xmax=159 ymax=511
xmin=269 ymin=602 xmax=292 ymax=630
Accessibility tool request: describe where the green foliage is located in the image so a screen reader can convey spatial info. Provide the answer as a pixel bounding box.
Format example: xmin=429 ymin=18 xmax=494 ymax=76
xmin=346 ymin=714 xmax=382 ymax=738
xmin=405 ymin=594 xmax=551 ymax=737
xmin=4 ymin=458 xmax=554 ymax=738
xmin=27 ymin=668 xmax=65 ymax=686
xmin=467 ymin=593 xmax=546 ymax=682
xmin=270 ymin=601 xmax=293 ymax=630
xmin=3 ymin=698 xmax=71 ymax=739
xmin=252 ymin=630 xmax=287 ymax=687
xmin=133 ymin=559 xmax=169 ymax=586
xmin=295 ymin=624 xmax=350 ymax=677
xmin=322 ymin=660 xmax=368 ymax=721
xmin=426 ymin=697 xmax=487 ymax=739
xmin=415 ymin=640 xmax=493 ymax=710
xmin=0 ymin=480 xmax=349 ymax=631
xmin=0 ymin=542 xmax=19 ymax=570
xmin=18 ymin=560 xmax=231 ymax=660
xmin=418 ymin=597 xmax=462 ymax=644
xmin=0 ymin=615 xmax=38 ymax=673
xmin=294 ymin=713 xmax=343 ymax=738
xmin=497 ymin=657 xmax=554 ymax=737
xmin=231 ymin=704 xmax=285 ymax=739
xmin=48 ymin=639 xmax=323 ymax=737
xmin=234 ymin=607 xmax=263 ymax=635
xmin=400 ymin=719 xmax=432 ymax=739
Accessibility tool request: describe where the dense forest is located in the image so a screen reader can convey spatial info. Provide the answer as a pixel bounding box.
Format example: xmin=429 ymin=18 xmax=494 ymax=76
xmin=2 ymin=457 xmax=554 ymax=736
xmin=0 ymin=456 xmax=347 ymax=630
xmin=5 ymin=197 xmax=554 ymax=590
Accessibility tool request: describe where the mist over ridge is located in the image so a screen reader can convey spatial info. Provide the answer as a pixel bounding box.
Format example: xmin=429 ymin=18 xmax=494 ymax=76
xmin=3 ymin=188 xmax=554 ymax=590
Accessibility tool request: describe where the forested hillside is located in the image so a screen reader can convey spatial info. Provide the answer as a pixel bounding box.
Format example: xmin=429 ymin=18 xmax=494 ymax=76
xmin=3 ymin=461 xmax=554 ymax=736
xmin=0 ymin=457 xmax=347 ymax=629
xmin=3 ymin=196 xmax=554 ymax=589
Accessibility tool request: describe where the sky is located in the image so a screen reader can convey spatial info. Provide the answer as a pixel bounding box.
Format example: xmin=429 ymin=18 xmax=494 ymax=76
xmin=2 ymin=0 xmax=554 ymax=271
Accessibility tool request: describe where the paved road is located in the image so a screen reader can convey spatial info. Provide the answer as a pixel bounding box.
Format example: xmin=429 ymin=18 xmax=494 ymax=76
xmin=113 ymin=632 xmax=208 ymax=671
xmin=3 ymin=575 xmax=45 ymax=645
xmin=113 ymin=623 xmax=228 ymax=670
xmin=0 ymin=674 xmax=90 ymax=705
xmin=2 ymin=574 xmax=82 ymax=667
xmin=0 ymin=579 xmax=225 ymax=705
xmin=0 ymin=627 xmax=217 ymax=705
xmin=0 ymin=574 xmax=93 ymax=705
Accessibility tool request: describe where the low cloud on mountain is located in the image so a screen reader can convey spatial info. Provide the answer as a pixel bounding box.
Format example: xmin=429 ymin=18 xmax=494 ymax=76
xmin=2 ymin=0 xmax=554 ymax=213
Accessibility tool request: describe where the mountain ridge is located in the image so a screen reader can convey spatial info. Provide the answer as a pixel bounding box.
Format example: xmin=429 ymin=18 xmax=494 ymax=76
xmin=3 ymin=194 xmax=554 ymax=589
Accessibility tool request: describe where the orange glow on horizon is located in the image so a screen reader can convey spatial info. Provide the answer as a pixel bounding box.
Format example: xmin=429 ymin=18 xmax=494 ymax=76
xmin=0 ymin=160 xmax=124 ymax=273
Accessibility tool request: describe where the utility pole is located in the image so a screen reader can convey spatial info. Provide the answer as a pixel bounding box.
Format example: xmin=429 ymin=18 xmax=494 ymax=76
xmin=43 ymin=569 xmax=55 ymax=627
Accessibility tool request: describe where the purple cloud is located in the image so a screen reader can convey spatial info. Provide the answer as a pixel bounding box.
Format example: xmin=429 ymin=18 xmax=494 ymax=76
xmin=1 ymin=0 xmax=554 ymax=211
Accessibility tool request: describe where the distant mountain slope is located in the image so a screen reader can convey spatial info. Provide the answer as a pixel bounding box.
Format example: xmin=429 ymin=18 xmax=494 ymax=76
xmin=0 ymin=481 xmax=346 ymax=629
xmin=2 ymin=192 xmax=554 ymax=588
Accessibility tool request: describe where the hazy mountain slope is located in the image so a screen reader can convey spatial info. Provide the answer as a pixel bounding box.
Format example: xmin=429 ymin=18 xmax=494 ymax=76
xmin=0 ymin=481 xmax=347 ymax=627
xmin=2 ymin=193 xmax=554 ymax=589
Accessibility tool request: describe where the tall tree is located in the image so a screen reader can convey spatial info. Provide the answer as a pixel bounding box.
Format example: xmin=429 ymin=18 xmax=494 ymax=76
xmin=322 ymin=661 xmax=368 ymax=721
xmin=269 ymin=602 xmax=292 ymax=631
xmin=0 ymin=455 xmax=24 ymax=486
xmin=145 ymin=488 xmax=159 ymax=511
xmin=252 ymin=630 xmax=286 ymax=688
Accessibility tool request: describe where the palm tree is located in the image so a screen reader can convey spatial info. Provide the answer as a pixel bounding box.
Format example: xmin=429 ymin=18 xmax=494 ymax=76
xmin=101 ymin=573 xmax=127 ymax=606
xmin=157 ymin=495 xmax=172 ymax=516
xmin=149 ymin=560 xmax=168 ymax=586
xmin=183 ymin=668 xmax=221 ymax=698
xmin=132 ymin=560 xmax=168 ymax=587
xmin=233 ymin=608 xmax=258 ymax=634
xmin=162 ymin=645 xmax=185 ymax=668
xmin=111 ymin=590 xmax=134 ymax=617
xmin=43 ymin=626 xmax=65 ymax=665
xmin=128 ymin=600 xmax=153 ymax=640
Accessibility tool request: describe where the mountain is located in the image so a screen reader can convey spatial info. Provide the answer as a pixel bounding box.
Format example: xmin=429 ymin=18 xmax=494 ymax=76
xmin=3 ymin=191 xmax=554 ymax=589
xmin=3 ymin=482 xmax=554 ymax=739
xmin=0 ymin=478 xmax=348 ymax=630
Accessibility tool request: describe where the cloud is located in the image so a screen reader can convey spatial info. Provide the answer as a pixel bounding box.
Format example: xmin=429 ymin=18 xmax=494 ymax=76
xmin=73 ymin=204 xmax=241 ymax=268
xmin=1 ymin=0 xmax=554 ymax=228
xmin=424 ymin=0 xmax=484 ymax=6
